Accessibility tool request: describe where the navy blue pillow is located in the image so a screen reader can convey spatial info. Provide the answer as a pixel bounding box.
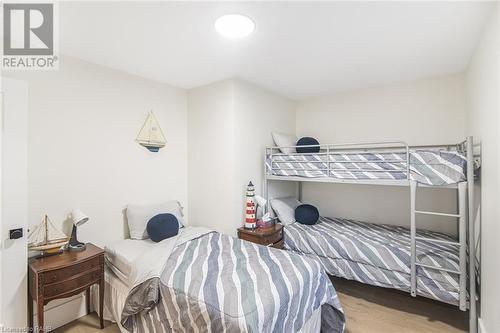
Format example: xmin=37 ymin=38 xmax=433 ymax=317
xmin=296 ymin=137 xmax=320 ymax=153
xmin=295 ymin=204 xmax=319 ymax=225
xmin=147 ymin=213 xmax=179 ymax=242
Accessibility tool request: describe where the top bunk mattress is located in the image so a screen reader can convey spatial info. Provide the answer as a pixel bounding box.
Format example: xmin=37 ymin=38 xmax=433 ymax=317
xmin=266 ymin=150 xmax=467 ymax=186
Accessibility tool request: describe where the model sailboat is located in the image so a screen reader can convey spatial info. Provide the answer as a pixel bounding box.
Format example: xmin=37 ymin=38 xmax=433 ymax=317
xmin=136 ymin=111 xmax=167 ymax=152
xmin=28 ymin=215 xmax=68 ymax=255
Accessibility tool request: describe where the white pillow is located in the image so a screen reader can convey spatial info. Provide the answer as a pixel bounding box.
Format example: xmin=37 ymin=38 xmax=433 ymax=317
xmin=272 ymin=132 xmax=297 ymax=154
xmin=270 ymin=197 xmax=302 ymax=225
xmin=126 ymin=201 xmax=185 ymax=240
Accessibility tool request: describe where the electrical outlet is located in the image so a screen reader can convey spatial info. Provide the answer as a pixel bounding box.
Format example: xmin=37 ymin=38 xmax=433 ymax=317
xmin=9 ymin=228 xmax=23 ymax=239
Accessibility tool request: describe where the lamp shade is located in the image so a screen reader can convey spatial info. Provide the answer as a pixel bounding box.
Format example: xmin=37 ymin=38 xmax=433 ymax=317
xmin=71 ymin=209 xmax=89 ymax=227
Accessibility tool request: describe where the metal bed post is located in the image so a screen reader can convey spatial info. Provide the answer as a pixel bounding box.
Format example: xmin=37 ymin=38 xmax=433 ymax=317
xmin=410 ymin=180 xmax=417 ymax=297
xmin=264 ymin=177 xmax=269 ymax=214
xmin=406 ymin=144 xmax=410 ymax=177
xmin=327 ymin=144 xmax=331 ymax=177
xmin=467 ymin=136 xmax=477 ymax=333
xmin=298 ymin=182 xmax=303 ymax=201
xmin=458 ymin=181 xmax=467 ymax=311
xmin=264 ymin=147 xmax=270 ymax=214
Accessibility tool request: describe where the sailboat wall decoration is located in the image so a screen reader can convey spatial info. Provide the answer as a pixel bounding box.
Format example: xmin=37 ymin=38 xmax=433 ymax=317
xmin=136 ymin=111 xmax=167 ymax=152
xmin=28 ymin=215 xmax=68 ymax=256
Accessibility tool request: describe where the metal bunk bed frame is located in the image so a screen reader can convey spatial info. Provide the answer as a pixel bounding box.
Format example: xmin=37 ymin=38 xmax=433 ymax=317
xmin=263 ymin=136 xmax=477 ymax=333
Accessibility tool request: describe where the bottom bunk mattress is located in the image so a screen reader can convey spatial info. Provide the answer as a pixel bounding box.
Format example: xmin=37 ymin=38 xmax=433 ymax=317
xmin=283 ymin=217 xmax=461 ymax=305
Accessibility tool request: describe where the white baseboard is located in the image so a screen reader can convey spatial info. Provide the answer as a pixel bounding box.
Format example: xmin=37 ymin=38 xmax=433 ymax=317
xmin=32 ymin=293 xmax=87 ymax=330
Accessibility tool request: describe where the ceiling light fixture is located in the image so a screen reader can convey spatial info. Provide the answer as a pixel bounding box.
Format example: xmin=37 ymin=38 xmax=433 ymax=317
xmin=214 ymin=14 xmax=255 ymax=39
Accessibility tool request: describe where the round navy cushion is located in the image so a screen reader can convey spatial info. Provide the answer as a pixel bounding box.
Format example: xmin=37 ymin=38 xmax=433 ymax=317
xmin=295 ymin=204 xmax=319 ymax=225
xmin=296 ymin=137 xmax=320 ymax=153
xmin=147 ymin=213 xmax=179 ymax=242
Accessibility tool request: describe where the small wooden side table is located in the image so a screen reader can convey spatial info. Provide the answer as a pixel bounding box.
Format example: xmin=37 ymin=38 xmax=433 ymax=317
xmin=28 ymin=243 xmax=105 ymax=332
xmin=237 ymin=224 xmax=284 ymax=249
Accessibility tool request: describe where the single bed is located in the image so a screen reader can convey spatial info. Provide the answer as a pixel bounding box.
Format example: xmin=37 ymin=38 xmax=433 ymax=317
xmin=266 ymin=150 xmax=467 ymax=186
xmin=283 ymin=217 xmax=461 ymax=305
xmin=96 ymin=226 xmax=345 ymax=333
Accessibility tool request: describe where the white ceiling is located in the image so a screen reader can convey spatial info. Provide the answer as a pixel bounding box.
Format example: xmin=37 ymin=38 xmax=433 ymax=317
xmin=60 ymin=1 xmax=493 ymax=100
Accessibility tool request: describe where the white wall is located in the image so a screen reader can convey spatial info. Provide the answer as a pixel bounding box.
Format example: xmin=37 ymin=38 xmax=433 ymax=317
xmin=295 ymin=74 xmax=466 ymax=233
xmin=297 ymin=74 xmax=465 ymax=145
xmin=465 ymin=4 xmax=500 ymax=333
xmin=188 ymin=80 xmax=296 ymax=236
xmin=187 ymin=81 xmax=236 ymax=235
xmin=5 ymin=56 xmax=188 ymax=327
xmin=233 ymin=80 xmax=296 ymax=225
xmin=7 ymin=56 xmax=188 ymax=243
xmin=1 ymin=78 xmax=28 ymax=329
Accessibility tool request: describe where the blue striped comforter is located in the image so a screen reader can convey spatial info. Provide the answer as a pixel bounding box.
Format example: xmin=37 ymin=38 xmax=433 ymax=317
xmin=267 ymin=150 xmax=467 ymax=185
xmin=284 ymin=217 xmax=461 ymax=305
xmin=122 ymin=231 xmax=345 ymax=332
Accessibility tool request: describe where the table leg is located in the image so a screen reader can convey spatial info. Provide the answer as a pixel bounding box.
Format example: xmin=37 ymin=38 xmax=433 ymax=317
xmin=27 ymin=292 xmax=33 ymax=332
xmin=37 ymin=301 xmax=44 ymax=333
xmin=85 ymin=288 xmax=91 ymax=314
xmin=99 ymin=279 xmax=104 ymax=329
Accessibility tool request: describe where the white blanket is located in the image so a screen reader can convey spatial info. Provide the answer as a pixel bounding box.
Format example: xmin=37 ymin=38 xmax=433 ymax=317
xmin=128 ymin=226 xmax=213 ymax=289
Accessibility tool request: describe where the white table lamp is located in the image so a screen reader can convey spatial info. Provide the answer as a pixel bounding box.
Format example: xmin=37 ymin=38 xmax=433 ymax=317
xmin=69 ymin=209 xmax=89 ymax=252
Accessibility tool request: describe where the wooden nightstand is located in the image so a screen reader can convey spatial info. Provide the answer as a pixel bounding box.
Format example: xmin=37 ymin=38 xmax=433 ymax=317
xmin=28 ymin=243 xmax=105 ymax=333
xmin=237 ymin=224 xmax=284 ymax=249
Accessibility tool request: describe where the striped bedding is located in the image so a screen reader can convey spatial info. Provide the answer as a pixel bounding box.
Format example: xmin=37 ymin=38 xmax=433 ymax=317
xmin=284 ymin=217 xmax=461 ymax=305
xmin=267 ymin=150 xmax=467 ymax=186
xmin=121 ymin=230 xmax=345 ymax=333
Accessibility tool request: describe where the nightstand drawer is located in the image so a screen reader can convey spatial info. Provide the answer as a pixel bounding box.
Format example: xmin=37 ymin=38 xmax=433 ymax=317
xmin=44 ymin=269 xmax=101 ymax=298
xmin=260 ymin=231 xmax=282 ymax=245
xmin=44 ymin=257 xmax=101 ymax=283
xmin=238 ymin=225 xmax=284 ymax=247
xmin=240 ymin=229 xmax=282 ymax=245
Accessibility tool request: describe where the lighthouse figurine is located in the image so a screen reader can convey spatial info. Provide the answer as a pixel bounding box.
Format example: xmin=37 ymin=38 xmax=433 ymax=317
xmin=244 ymin=181 xmax=257 ymax=229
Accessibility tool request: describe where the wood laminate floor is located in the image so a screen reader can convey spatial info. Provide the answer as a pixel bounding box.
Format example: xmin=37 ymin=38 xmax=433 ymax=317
xmin=54 ymin=277 xmax=468 ymax=333
xmin=331 ymin=277 xmax=468 ymax=333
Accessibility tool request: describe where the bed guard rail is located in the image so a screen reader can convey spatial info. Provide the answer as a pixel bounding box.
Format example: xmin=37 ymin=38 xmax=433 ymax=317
xmin=265 ymin=139 xmax=471 ymax=181
xmin=266 ymin=141 xmax=411 ymax=179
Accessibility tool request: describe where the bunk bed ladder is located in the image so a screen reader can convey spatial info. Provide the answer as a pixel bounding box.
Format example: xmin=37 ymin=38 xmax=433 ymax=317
xmin=409 ymin=180 xmax=468 ymax=312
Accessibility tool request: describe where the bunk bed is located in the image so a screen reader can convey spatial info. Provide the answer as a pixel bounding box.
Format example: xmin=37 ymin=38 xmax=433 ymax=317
xmin=263 ymin=137 xmax=478 ymax=333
